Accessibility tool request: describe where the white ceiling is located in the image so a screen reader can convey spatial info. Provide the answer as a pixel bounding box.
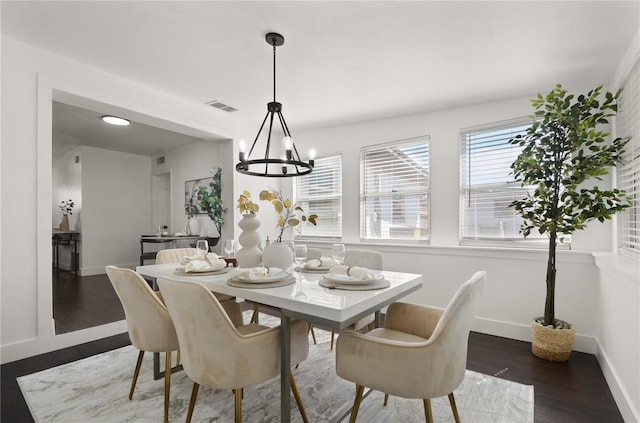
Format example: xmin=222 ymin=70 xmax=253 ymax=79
xmin=3 ymin=1 xmax=639 ymax=156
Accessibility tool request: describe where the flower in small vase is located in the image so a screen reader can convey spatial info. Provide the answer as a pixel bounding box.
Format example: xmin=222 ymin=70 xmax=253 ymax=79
xmin=59 ymin=199 xmax=75 ymax=216
xmin=259 ymin=189 xmax=317 ymax=242
xmin=237 ymin=191 xmax=259 ymax=214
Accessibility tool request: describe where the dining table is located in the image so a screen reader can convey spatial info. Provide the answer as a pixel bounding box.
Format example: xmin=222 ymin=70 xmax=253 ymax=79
xmin=136 ymin=262 xmax=423 ymax=422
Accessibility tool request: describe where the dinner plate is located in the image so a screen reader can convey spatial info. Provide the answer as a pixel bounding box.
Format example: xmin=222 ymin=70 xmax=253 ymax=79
xmin=322 ymin=272 xmax=384 ymax=285
xmin=227 ymin=276 xmax=296 ymax=289
xmin=232 ymin=270 xmax=291 ymax=283
xmin=318 ymin=278 xmax=390 ymax=291
xmin=295 ymin=266 xmax=331 ymax=273
xmin=175 ymin=266 xmax=231 ymax=276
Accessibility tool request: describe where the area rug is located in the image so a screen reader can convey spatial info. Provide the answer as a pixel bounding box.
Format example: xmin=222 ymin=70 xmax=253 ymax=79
xmin=18 ymin=315 xmax=534 ymax=422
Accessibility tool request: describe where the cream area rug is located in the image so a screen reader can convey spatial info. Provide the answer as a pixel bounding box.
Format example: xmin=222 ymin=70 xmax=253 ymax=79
xmin=18 ymin=316 xmax=534 ymax=423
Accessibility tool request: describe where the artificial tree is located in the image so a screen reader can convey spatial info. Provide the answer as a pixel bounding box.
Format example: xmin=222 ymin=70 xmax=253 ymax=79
xmin=510 ymin=84 xmax=631 ymax=330
xmin=198 ymin=167 xmax=228 ymax=237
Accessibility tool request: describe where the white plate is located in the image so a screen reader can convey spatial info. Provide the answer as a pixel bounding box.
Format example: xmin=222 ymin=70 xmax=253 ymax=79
xmin=233 ymin=270 xmax=291 ymax=283
xmin=295 ymin=266 xmax=331 ymax=273
xmin=175 ymin=267 xmax=230 ymax=276
xmin=322 ymin=272 xmax=384 ymax=285
xmin=228 ymin=276 xmax=296 ymax=289
xmin=318 ymin=278 xmax=390 ymax=291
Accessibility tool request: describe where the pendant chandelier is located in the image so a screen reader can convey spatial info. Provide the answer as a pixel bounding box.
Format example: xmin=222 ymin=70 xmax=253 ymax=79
xmin=236 ymin=32 xmax=315 ymax=177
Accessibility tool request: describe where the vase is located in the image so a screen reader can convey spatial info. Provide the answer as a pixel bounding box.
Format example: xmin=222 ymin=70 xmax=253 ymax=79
xmin=236 ymin=214 xmax=262 ymax=268
xmin=262 ymin=241 xmax=294 ymax=270
xmin=59 ymin=214 xmax=70 ymax=231
xmin=188 ymin=217 xmax=199 ymax=236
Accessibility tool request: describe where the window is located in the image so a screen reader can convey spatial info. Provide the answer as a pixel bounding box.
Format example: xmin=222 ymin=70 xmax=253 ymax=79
xmin=617 ymin=58 xmax=640 ymax=258
xmin=295 ymin=154 xmax=342 ymax=238
xmin=360 ymin=137 xmax=430 ymax=242
xmin=460 ymin=119 xmax=549 ymax=244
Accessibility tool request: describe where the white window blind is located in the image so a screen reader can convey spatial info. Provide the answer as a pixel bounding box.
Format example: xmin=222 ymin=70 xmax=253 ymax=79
xmin=295 ymin=154 xmax=342 ymax=238
xmin=460 ymin=119 xmax=550 ymax=243
xmin=617 ymin=58 xmax=640 ymax=258
xmin=360 ymin=136 xmax=430 ymax=242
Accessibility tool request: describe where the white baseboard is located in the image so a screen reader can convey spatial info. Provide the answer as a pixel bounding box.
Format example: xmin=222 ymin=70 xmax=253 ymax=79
xmin=473 ymin=316 xmax=597 ymax=354
xmin=80 ymin=263 xmax=137 ymax=276
xmin=0 ymin=321 xmax=127 ymax=364
xmin=595 ymin=339 xmax=640 ymax=423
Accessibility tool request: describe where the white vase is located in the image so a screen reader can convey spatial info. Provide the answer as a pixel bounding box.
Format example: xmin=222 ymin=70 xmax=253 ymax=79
xmin=188 ymin=217 xmax=199 ymax=236
xmin=236 ymin=214 xmax=262 ymax=268
xmin=262 ymin=241 xmax=293 ymax=270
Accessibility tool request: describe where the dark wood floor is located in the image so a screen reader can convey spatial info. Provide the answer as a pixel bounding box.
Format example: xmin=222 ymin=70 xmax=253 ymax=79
xmin=2 ymin=273 xmax=624 ymax=422
xmin=53 ymin=270 xmax=125 ymax=334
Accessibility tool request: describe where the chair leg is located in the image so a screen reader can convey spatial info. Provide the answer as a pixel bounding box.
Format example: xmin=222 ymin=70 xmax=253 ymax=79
xmin=383 ymin=393 xmax=389 ymax=406
xmin=250 ymin=306 xmax=259 ymax=323
xmin=234 ymin=387 xmax=243 ymax=423
xmin=330 ymin=329 xmax=335 ymax=350
xmin=185 ymin=383 xmax=199 ymax=423
xmin=448 ymin=392 xmax=461 ymax=423
xmin=128 ymin=350 xmax=145 ymax=400
xmin=308 ymin=323 xmax=317 ymax=344
xmin=423 ymin=398 xmax=433 ymax=423
xmin=163 ymin=351 xmax=172 ymax=423
xmin=290 ymin=374 xmax=309 ymax=423
xmin=349 ymin=384 xmax=365 ymax=423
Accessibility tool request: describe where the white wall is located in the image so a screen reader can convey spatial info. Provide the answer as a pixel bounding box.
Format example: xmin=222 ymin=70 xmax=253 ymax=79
xmin=80 ymin=146 xmax=152 ymax=274
xmin=52 ymin=145 xmax=82 ymax=269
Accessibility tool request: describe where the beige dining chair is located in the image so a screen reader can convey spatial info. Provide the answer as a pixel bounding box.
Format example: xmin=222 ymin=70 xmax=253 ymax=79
xmin=157 ymin=277 xmax=310 ymax=423
xmin=327 ymin=249 xmax=384 ymax=349
xmin=105 ymin=265 xmax=179 ymax=423
xmin=336 ymin=271 xmax=486 ymax=423
xmin=156 ymin=248 xmax=242 ymax=326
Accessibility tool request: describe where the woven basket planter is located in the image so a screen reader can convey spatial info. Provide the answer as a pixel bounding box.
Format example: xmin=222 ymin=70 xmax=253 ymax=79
xmin=531 ymin=318 xmax=576 ymax=362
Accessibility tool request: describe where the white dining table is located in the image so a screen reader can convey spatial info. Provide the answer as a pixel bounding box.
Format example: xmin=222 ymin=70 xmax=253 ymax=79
xmin=136 ymin=263 xmax=423 ymax=422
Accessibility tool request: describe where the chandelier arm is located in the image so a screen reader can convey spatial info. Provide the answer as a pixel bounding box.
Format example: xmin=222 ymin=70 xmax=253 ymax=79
xmin=248 ymin=111 xmax=271 ymax=158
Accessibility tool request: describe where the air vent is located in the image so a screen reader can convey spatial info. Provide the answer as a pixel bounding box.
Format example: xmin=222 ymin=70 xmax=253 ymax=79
xmin=156 ymin=156 xmax=165 ymax=165
xmin=205 ymin=100 xmax=238 ymax=113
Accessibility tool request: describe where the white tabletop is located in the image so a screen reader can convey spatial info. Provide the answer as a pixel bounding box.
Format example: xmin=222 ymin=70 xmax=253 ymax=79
xmin=136 ymin=264 xmax=423 ymax=330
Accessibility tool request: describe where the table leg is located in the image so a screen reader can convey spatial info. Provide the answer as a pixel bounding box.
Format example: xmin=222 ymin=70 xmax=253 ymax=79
xmin=280 ymin=312 xmax=291 ymax=423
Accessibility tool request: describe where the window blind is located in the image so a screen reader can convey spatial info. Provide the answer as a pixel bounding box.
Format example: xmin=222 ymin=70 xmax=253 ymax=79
xmin=360 ymin=136 xmax=430 ymax=242
xmin=459 ymin=119 xmax=549 ymax=242
xmin=295 ymin=154 xmax=342 ymax=238
xmin=617 ymin=58 xmax=640 ymax=258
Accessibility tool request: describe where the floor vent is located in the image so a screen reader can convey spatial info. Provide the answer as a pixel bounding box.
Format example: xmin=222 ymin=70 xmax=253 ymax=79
xmin=205 ymin=100 xmax=238 ymax=113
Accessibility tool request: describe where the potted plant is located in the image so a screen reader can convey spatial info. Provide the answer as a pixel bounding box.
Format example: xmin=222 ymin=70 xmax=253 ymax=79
xmin=197 ymin=167 xmax=228 ymax=246
xmin=259 ymin=189 xmax=318 ymax=269
xmin=509 ymin=84 xmax=631 ymax=361
xmin=58 ymin=199 xmax=75 ymax=231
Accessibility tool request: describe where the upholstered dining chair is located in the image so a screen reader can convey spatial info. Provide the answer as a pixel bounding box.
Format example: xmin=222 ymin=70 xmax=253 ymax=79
xmin=326 ymin=249 xmax=384 ymax=349
xmin=336 ymin=271 xmax=486 ymax=423
xmin=156 ymin=248 xmax=242 ymax=326
xmin=105 ymin=265 xmax=179 ymax=423
xmin=157 ymin=278 xmax=310 ymax=423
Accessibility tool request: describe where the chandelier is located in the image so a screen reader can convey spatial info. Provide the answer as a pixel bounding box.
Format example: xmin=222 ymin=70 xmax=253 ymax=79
xmin=236 ymin=32 xmax=315 ymax=177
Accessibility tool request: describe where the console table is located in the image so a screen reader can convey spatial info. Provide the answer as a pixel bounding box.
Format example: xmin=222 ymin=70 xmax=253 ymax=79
xmin=52 ymin=230 xmax=80 ymax=275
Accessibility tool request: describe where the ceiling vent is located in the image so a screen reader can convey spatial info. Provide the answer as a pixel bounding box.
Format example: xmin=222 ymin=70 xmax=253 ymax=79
xmin=156 ymin=156 xmax=165 ymax=165
xmin=205 ymin=100 xmax=238 ymax=113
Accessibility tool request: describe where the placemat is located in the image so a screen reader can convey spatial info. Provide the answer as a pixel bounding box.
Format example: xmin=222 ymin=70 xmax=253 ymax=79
xmin=318 ymin=278 xmax=390 ymax=290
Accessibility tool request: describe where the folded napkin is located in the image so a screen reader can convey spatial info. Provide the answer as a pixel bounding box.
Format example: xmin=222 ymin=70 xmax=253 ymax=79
xmin=181 ymin=253 xmax=227 ymax=273
xmin=233 ymin=266 xmax=283 ymax=280
xmin=328 ymin=265 xmax=376 ymax=281
xmin=303 ymin=257 xmax=338 ymax=269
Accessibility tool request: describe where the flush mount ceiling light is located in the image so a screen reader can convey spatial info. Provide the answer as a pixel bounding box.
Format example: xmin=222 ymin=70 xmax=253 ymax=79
xmin=236 ymin=32 xmax=315 ymax=178
xmin=101 ymin=115 xmax=131 ymax=126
